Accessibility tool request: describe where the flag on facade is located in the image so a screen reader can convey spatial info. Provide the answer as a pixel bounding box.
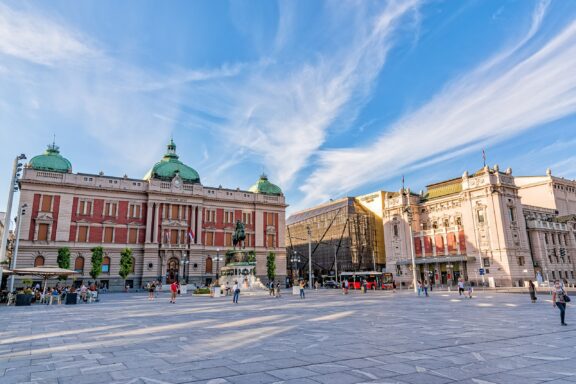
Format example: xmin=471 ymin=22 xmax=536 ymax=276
xmin=188 ymin=230 xmax=195 ymax=243
xmin=164 ymin=229 xmax=170 ymax=244
xmin=482 ymin=149 xmax=486 ymax=167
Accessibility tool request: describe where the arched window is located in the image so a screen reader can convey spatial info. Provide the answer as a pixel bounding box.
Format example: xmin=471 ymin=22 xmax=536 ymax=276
xmin=34 ymin=256 xmax=45 ymax=267
xmin=131 ymin=257 xmax=136 ymax=274
xmin=205 ymin=256 xmax=213 ymax=274
xmin=74 ymin=256 xmax=85 ymax=274
xmin=102 ymin=256 xmax=111 ymax=273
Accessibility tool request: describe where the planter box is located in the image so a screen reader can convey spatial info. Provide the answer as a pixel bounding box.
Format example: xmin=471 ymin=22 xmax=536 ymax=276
xmin=15 ymin=294 xmax=33 ymax=306
xmin=65 ymin=293 xmax=78 ymax=305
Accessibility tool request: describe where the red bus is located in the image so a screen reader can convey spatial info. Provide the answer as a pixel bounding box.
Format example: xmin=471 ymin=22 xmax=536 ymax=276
xmin=340 ymin=272 xmax=381 ymax=290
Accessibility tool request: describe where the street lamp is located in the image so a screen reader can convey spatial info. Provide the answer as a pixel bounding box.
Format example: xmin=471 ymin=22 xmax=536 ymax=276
xmin=183 ymin=254 xmax=190 ymax=284
xmin=403 ymin=203 xmax=418 ymax=293
xmin=290 ymin=251 xmax=301 ymax=282
xmin=306 ymin=225 xmax=313 ymax=289
xmin=1 ymin=154 xmax=26 ymax=265
xmin=9 ymin=203 xmax=27 ymax=292
xmin=214 ymin=248 xmax=223 ymax=282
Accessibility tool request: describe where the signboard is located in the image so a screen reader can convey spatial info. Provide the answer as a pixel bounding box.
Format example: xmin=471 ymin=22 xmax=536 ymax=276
xmin=479 ymin=268 xmax=485 ymax=275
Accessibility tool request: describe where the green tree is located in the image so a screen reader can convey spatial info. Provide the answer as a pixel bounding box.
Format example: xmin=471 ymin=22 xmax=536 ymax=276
xmin=119 ymin=248 xmax=133 ymax=288
xmin=57 ymin=247 xmax=71 ymax=281
xmin=267 ymin=252 xmax=276 ymax=282
xmin=90 ymin=246 xmax=104 ymax=282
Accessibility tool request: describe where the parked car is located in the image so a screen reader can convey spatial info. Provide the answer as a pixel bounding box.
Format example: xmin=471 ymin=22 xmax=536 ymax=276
xmin=323 ymin=280 xmax=339 ymax=289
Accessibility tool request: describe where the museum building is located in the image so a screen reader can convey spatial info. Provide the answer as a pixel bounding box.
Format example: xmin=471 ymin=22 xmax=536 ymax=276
xmin=13 ymin=140 xmax=287 ymax=290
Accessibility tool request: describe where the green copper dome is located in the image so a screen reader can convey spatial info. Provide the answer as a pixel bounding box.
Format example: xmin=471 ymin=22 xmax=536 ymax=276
xmin=29 ymin=143 xmax=72 ymax=173
xmin=144 ymin=139 xmax=201 ymax=183
xmin=249 ymin=174 xmax=282 ymax=195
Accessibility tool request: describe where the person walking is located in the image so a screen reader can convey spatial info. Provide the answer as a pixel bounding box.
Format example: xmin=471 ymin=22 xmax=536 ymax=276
xmin=299 ymin=280 xmax=306 ymax=299
xmin=343 ymin=279 xmax=349 ymax=295
xmin=457 ymin=278 xmax=465 ymax=296
xmin=528 ymin=280 xmax=537 ymax=303
xmin=275 ymin=282 xmax=281 ymax=298
xmin=423 ymin=280 xmax=429 ymax=297
xmin=232 ymin=281 xmax=240 ymax=304
xmin=169 ymin=280 xmax=178 ymax=304
xmin=269 ymin=281 xmax=275 ymax=296
xmin=417 ymin=280 xmax=422 ymax=296
xmin=552 ymin=280 xmax=569 ymax=326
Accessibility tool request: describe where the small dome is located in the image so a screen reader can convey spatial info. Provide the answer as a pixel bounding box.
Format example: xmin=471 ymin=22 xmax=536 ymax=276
xmin=144 ymin=139 xmax=201 ymax=183
xmin=29 ymin=143 xmax=72 ymax=173
xmin=248 ymin=174 xmax=282 ymax=195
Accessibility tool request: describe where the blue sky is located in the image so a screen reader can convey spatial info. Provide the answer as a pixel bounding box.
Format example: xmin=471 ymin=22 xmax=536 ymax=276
xmin=1 ymin=0 xmax=576 ymax=219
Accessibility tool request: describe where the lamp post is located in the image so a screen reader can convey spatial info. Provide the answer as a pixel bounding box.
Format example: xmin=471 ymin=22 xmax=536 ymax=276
xmin=183 ymin=253 xmax=190 ymax=284
xmin=0 ymin=154 xmax=26 ymax=287
xmin=306 ymin=225 xmax=313 ymax=289
xmin=333 ymin=243 xmax=339 ymax=284
xmin=214 ymin=248 xmax=223 ymax=282
xmin=290 ymin=251 xmax=300 ymax=284
xmin=403 ymin=203 xmax=418 ymax=293
xmin=8 ymin=203 xmax=27 ymax=292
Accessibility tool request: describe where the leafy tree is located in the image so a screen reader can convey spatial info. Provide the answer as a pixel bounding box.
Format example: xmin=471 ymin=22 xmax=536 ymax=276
xmin=90 ymin=246 xmax=104 ymax=282
xmin=57 ymin=247 xmax=71 ymax=281
xmin=267 ymin=252 xmax=276 ymax=282
xmin=119 ymin=248 xmax=133 ymax=287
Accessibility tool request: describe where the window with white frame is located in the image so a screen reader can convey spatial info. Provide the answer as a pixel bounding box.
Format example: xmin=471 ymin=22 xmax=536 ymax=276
xmin=242 ymin=212 xmax=252 ymax=225
xmin=224 ymin=210 xmax=234 ymax=224
xmin=78 ymin=199 xmax=93 ymax=216
xmin=104 ymin=201 xmax=118 ymax=217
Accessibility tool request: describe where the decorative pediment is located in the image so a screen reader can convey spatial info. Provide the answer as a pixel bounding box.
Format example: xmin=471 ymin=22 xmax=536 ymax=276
xmin=36 ymin=212 xmax=53 ymax=222
xmin=161 ymin=219 xmax=187 ymax=228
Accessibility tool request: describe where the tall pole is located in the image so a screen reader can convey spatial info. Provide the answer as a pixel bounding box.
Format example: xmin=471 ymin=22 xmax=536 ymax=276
xmin=372 ymin=249 xmax=376 ymax=272
xmin=9 ymin=204 xmax=26 ymax=292
xmin=216 ymin=248 xmax=220 ymax=282
xmin=307 ymin=225 xmax=313 ymax=289
xmin=1 ymin=154 xmax=26 ymax=289
xmin=333 ymin=243 xmax=338 ymax=284
xmin=404 ymin=191 xmax=418 ymax=293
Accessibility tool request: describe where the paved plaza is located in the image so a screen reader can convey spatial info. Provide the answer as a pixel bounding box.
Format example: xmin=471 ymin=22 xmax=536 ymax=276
xmin=1 ymin=289 xmax=575 ymax=384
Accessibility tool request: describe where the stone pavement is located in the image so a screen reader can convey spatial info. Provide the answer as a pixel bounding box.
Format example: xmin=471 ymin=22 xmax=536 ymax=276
xmin=1 ymin=288 xmax=575 ymax=384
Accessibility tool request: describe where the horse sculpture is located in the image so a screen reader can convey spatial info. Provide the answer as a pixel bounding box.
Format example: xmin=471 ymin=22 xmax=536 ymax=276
xmin=232 ymin=220 xmax=246 ymax=249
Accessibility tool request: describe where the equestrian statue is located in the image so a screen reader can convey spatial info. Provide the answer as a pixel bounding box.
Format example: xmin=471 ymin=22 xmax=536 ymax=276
xmin=232 ymin=220 xmax=246 ymax=249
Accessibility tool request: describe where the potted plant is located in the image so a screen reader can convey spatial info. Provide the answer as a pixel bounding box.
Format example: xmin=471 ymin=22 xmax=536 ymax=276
xmin=16 ymin=284 xmax=34 ymax=306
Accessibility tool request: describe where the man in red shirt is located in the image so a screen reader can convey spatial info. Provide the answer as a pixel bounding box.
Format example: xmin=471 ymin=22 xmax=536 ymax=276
xmin=170 ymin=280 xmax=178 ymax=304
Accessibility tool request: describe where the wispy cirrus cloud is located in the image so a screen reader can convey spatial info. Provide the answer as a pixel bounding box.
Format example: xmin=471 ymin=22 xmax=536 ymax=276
xmin=299 ymin=0 xmax=576 ymax=207
xmin=0 ymin=3 xmax=98 ymax=66
xmin=186 ymin=0 xmax=422 ymax=188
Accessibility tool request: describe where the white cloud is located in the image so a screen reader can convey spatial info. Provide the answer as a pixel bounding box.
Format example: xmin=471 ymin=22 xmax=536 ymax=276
xmin=188 ymin=0 xmax=421 ymax=188
xmin=0 ymin=3 xmax=98 ymax=66
xmin=300 ymin=3 xmax=576 ymax=207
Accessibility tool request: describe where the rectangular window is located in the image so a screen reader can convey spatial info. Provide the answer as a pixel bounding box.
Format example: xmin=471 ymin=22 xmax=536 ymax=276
xmin=37 ymin=223 xmax=49 ymax=241
xmin=267 ymin=213 xmax=275 ymax=226
xmin=128 ymin=204 xmax=141 ymax=218
xmin=104 ymin=227 xmax=114 ymax=243
xmin=482 ymin=257 xmax=490 ymax=267
xmin=267 ymin=234 xmax=275 ymax=248
xmin=225 ymin=232 xmax=232 ymax=247
xmin=41 ymin=195 xmax=53 ymax=212
xmin=224 ymin=211 xmax=234 ymax=224
xmin=170 ymin=229 xmax=179 ymax=244
xmin=104 ymin=202 xmax=117 ymax=217
xmin=552 ymin=271 xmax=556 ymax=279
xmin=171 ymin=205 xmax=179 ymax=220
xmin=206 ymin=231 xmax=214 ymax=246
xmin=477 ymin=210 xmax=485 ymax=224
xmin=517 ymin=256 xmax=525 ymax=266
xmin=79 ymin=200 xmax=92 ymax=216
xmin=129 ymin=228 xmax=138 ymax=244
xmin=242 ymin=212 xmax=252 ymax=225
xmin=205 ymin=209 xmax=216 ymax=223
xmin=78 ymin=226 xmax=89 ymax=242
xmin=508 ymin=207 xmax=515 ymax=222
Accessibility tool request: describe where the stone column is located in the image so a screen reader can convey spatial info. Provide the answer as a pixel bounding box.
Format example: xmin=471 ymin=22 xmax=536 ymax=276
xmin=196 ymin=206 xmax=203 ymax=245
xmin=153 ymin=203 xmax=160 ymax=244
xmin=145 ymin=202 xmax=153 ymax=243
xmin=191 ymin=205 xmax=196 ymax=244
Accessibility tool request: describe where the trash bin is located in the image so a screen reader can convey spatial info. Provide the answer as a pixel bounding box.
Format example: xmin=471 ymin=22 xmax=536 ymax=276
xmin=65 ymin=292 xmax=77 ymax=305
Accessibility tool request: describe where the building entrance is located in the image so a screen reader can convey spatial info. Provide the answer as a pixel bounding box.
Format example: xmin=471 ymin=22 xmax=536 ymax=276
xmin=166 ymin=257 xmax=180 ymax=284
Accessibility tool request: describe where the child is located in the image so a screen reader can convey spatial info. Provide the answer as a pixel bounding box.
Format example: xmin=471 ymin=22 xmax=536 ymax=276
xmin=467 ymin=284 xmax=473 ymax=299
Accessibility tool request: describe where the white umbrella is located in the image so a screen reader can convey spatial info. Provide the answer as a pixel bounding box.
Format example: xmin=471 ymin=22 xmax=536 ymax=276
xmin=12 ymin=266 xmax=78 ymax=295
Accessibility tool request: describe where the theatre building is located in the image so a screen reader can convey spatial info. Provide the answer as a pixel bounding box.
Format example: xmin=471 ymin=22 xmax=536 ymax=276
xmin=13 ymin=140 xmax=287 ymax=290
xmin=381 ymin=166 xmax=576 ymax=288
